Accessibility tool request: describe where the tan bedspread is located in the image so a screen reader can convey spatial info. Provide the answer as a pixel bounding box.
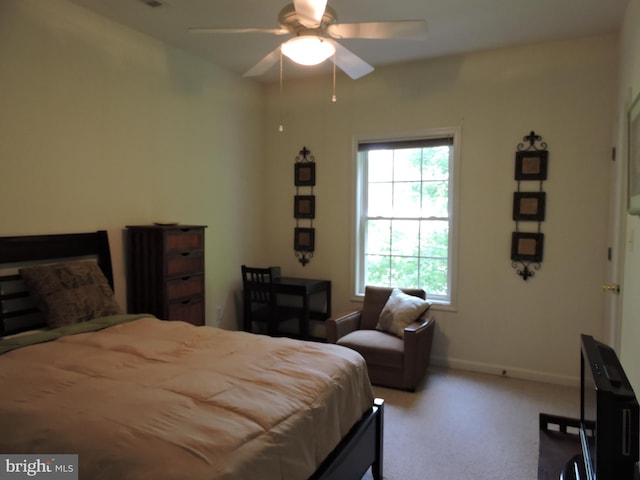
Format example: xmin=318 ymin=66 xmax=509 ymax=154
xmin=0 ymin=317 xmax=374 ymax=480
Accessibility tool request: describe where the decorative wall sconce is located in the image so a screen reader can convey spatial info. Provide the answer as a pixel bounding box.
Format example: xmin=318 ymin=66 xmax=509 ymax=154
xmin=294 ymin=146 xmax=316 ymax=266
xmin=511 ymin=131 xmax=548 ymax=281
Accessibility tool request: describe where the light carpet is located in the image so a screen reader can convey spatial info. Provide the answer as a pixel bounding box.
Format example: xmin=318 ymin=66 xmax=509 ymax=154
xmin=362 ymin=367 xmax=579 ymax=480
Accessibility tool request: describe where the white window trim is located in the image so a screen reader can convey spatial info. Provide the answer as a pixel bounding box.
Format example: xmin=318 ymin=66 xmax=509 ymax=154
xmin=350 ymin=127 xmax=460 ymax=311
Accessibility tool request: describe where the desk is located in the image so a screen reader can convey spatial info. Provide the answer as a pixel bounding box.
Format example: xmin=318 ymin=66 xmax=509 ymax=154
xmin=273 ymin=277 xmax=331 ymax=340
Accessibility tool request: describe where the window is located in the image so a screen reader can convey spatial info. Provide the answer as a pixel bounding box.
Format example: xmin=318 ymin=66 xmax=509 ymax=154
xmin=355 ymin=130 xmax=458 ymax=305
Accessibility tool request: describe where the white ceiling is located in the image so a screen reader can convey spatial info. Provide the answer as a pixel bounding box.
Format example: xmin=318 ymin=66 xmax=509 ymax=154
xmin=69 ymin=0 xmax=629 ymax=82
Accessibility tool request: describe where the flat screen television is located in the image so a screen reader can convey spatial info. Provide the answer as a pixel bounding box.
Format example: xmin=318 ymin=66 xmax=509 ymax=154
xmin=580 ymin=334 xmax=639 ymax=480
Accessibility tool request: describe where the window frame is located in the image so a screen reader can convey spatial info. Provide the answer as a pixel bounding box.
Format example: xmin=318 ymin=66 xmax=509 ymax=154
xmin=352 ymin=127 xmax=460 ymax=309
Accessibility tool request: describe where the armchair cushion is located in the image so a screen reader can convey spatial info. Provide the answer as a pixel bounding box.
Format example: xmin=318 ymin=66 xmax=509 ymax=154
xmin=376 ymin=288 xmax=431 ymax=338
xmin=337 ymin=330 xmax=404 ymax=369
xmin=360 ymin=286 xmax=426 ymax=330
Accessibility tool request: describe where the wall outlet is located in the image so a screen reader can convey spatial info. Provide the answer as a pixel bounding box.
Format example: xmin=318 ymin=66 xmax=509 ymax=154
xmin=216 ymin=305 xmax=223 ymax=321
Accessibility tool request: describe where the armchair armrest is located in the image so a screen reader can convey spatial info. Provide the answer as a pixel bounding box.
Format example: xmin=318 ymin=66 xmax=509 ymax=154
xmin=404 ymin=315 xmax=435 ymax=334
xmin=402 ymin=313 xmax=436 ymax=388
xmin=326 ymin=310 xmax=362 ymax=343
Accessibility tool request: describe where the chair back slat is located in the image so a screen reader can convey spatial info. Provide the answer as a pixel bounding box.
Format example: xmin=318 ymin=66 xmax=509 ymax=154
xmin=241 ymin=266 xmax=281 ymax=305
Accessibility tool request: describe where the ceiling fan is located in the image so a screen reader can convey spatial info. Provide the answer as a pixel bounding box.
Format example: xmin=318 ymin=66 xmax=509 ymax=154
xmin=189 ymin=0 xmax=427 ymax=80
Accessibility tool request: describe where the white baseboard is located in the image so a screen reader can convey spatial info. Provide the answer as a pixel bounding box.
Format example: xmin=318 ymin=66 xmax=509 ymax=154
xmin=430 ymin=355 xmax=579 ymax=387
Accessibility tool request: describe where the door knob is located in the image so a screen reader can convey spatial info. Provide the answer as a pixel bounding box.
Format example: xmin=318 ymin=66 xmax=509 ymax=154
xmin=602 ymin=284 xmax=621 ymax=294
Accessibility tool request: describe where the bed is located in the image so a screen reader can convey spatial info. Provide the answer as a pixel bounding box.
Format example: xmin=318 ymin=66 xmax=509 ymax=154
xmin=0 ymin=231 xmax=384 ymax=480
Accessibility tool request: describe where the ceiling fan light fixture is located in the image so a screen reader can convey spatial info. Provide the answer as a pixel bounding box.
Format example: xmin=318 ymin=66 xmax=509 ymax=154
xmin=281 ymin=36 xmax=335 ymax=66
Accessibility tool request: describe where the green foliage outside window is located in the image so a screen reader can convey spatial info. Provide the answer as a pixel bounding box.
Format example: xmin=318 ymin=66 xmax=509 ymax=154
xmin=362 ymin=144 xmax=451 ymax=298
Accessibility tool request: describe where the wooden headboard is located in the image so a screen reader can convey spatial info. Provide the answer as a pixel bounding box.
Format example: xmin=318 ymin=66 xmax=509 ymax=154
xmin=0 ymin=231 xmax=113 ymax=336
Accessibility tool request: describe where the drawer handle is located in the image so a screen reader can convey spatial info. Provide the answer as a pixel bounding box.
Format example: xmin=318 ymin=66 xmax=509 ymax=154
xmin=181 ymin=276 xmax=191 ymax=281
xmin=180 ymin=252 xmax=191 ymax=257
xmin=181 ymin=299 xmax=191 ymax=305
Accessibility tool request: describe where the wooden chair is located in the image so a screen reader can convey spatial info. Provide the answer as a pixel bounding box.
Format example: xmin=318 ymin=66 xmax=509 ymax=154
xmin=241 ymin=265 xmax=299 ymax=336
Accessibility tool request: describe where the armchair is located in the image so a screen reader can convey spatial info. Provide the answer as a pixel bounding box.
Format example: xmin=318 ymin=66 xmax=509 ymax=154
xmin=326 ymin=285 xmax=435 ymax=391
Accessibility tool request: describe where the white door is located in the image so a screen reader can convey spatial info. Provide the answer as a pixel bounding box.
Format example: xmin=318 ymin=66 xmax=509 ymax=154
xmin=604 ymin=93 xmax=632 ymax=351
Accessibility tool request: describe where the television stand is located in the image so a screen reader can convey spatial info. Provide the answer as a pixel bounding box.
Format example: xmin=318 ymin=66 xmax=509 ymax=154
xmin=559 ymin=454 xmax=586 ymax=480
xmin=538 ymin=414 xmax=583 ymax=480
xmin=538 ymin=413 xmax=640 ymax=480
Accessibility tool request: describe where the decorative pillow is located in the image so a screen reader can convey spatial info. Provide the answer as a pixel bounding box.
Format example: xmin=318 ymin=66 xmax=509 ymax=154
xmin=376 ymin=288 xmax=431 ymax=338
xmin=19 ymin=260 xmax=122 ymax=328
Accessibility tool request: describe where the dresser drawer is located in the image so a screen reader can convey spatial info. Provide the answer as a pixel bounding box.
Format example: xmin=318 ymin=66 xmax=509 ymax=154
xmin=166 ymin=251 xmax=204 ymax=276
xmin=166 ymin=275 xmax=204 ymax=301
xmin=164 ymin=228 xmax=204 ymax=254
xmin=168 ymin=297 xmax=204 ymax=326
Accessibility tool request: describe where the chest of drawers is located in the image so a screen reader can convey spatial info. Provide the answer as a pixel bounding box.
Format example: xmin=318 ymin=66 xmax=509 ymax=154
xmin=126 ymin=225 xmax=207 ymax=326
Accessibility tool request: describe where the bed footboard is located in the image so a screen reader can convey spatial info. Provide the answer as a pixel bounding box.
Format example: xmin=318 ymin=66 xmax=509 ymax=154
xmin=311 ymin=398 xmax=384 ymax=480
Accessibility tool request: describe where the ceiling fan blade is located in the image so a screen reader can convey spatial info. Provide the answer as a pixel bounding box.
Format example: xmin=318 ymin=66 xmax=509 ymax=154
xmin=243 ymin=47 xmax=282 ymax=77
xmin=293 ymin=0 xmax=328 ymax=28
xmin=327 ymin=20 xmax=427 ymax=40
xmin=188 ymin=27 xmax=289 ymax=35
xmin=327 ymin=39 xmax=374 ymax=80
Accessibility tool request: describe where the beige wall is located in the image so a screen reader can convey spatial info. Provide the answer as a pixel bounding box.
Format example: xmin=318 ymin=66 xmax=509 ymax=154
xmin=0 ymin=0 xmax=626 ymax=385
xmin=0 ymin=0 xmax=265 ymax=330
xmin=264 ymin=35 xmax=618 ymax=384
xmin=619 ymin=0 xmax=640 ymax=393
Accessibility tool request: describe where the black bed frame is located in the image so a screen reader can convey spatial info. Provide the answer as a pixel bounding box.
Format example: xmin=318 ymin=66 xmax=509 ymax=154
xmin=0 ymin=230 xmax=384 ymax=480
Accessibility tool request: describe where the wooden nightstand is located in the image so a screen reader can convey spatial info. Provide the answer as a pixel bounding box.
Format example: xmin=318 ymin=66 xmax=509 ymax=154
xmin=126 ymin=224 xmax=207 ymax=326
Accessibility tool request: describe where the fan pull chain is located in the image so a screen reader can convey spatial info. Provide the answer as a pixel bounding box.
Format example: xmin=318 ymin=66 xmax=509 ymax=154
xmin=332 ymin=53 xmax=337 ymax=103
xmin=279 ymin=49 xmax=284 ymax=132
